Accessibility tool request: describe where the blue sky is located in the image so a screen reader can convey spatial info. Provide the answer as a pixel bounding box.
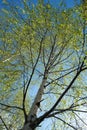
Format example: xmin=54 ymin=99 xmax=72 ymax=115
xmin=0 ymin=0 xmax=81 ymax=9
xmin=31 ymin=0 xmax=81 ymax=8
xmin=44 ymin=0 xmax=80 ymax=7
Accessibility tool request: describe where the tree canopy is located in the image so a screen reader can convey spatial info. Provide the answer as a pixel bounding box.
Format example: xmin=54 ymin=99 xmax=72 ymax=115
xmin=0 ymin=0 xmax=87 ymax=130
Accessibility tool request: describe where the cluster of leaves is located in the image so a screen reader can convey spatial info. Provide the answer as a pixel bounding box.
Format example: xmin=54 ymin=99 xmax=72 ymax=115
xmin=0 ymin=0 xmax=87 ymax=130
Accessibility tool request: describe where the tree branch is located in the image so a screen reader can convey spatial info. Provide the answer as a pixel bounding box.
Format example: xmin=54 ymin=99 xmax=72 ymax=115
xmin=0 ymin=116 xmax=9 ymax=130
xmin=0 ymin=103 xmax=23 ymax=110
xmin=34 ymin=61 xmax=85 ymax=127
xmin=54 ymin=116 xmax=77 ymax=130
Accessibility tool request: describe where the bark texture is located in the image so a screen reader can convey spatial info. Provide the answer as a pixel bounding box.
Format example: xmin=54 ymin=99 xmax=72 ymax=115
xmin=22 ymin=70 xmax=48 ymax=130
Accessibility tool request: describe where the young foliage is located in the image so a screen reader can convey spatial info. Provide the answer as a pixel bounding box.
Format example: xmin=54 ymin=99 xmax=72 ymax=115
xmin=0 ymin=0 xmax=87 ymax=130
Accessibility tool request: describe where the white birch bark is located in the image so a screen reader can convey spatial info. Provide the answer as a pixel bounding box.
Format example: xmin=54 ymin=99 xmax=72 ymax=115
xmin=22 ymin=71 xmax=48 ymax=130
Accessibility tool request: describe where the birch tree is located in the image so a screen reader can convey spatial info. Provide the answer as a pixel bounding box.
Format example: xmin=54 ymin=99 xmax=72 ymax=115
xmin=0 ymin=0 xmax=87 ymax=130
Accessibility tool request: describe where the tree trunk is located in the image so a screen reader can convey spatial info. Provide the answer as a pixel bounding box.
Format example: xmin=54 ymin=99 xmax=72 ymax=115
xmin=22 ymin=70 xmax=48 ymax=130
